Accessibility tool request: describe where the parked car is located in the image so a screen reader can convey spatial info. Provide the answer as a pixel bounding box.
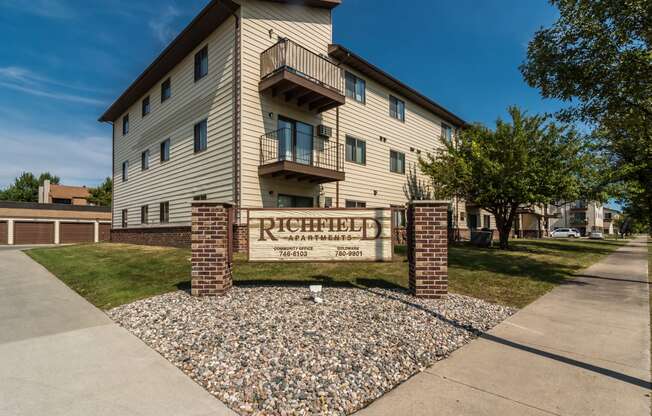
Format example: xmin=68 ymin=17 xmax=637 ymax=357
xmin=551 ymin=228 xmax=581 ymax=238
xmin=589 ymin=231 xmax=604 ymax=240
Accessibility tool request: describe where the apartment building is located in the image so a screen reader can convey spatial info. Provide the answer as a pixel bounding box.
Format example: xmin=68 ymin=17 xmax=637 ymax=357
xmin=603 ymin=207 xmax=620 ymax=235
xmin=99 ymin=0 xmax=468 ymax=246
xmin=549 ymin=200 xmax=604 ymax=236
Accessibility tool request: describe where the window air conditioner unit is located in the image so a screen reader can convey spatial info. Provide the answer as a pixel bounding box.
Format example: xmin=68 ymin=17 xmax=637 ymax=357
xmin=317 ymin=125 xmax=332 ymax=138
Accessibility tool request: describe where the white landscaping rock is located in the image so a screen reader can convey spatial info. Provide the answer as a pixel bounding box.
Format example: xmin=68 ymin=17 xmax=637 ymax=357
xmin=108 ymin=287 xmax=515 ymax=416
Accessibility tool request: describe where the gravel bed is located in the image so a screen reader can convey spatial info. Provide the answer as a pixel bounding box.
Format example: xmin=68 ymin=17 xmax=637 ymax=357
xmin=109 ymin=287 xmax=515 ymax=415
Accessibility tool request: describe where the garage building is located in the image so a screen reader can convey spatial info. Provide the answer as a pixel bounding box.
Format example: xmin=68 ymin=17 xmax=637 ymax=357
xmin=0 ymin=201 xmax=111 ymax=245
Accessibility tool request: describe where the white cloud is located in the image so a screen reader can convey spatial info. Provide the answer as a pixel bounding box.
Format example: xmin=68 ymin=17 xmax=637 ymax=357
xmin=0 ymin=66 xmax=107 ymax=106
xmin=0 ymin=127 xmax=111 ymax=188
xmin=148 ymin=5 xmax=181 ymax=44
xmin=1 ymin=0 xmax=75 ymax=19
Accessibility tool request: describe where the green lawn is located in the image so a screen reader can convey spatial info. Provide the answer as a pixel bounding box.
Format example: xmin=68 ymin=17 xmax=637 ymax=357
xmin=27 ymin=238 xmax=628 ymax=310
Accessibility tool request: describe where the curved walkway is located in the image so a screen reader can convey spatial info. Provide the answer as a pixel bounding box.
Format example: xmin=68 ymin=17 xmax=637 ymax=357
xmin=357 ymin=236 xmax=651 ymax=416
xmin=0 ymin=247 xmax=235 ymax=416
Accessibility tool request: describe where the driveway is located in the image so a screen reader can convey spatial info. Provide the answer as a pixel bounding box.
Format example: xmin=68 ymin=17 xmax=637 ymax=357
xmin=0 ymin=248 xmax=235 ymax=416
xmin=357 ymin=236 xmax=651 ymax=416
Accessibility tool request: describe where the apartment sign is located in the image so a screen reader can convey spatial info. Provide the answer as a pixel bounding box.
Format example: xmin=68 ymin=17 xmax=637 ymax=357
xmin=247 ymin=209 xmax=393 ymax=262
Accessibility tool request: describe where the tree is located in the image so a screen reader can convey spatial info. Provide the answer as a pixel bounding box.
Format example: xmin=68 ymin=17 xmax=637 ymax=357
xmin=420 ymin=106 xmax=585 ymax=249
xmin=521 ymin=0 xmax=652 ymax=231
xmin=0 ymin=172 xmax=60 ymax=202
xmin=88 ymin=177 xmax=112 ymax=207
xmin=403 ymin=165 xmax=433 ymax=201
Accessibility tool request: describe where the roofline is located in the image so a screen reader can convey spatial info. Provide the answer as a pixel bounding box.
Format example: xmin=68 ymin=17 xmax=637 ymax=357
xmin=0 ymin=201 xmax=111 ymax=213
xmin=328 ymin=44 xmax=468 ymax=128
xmin=98 ymin=0 xmax=240 ymax=122
xmin=264 ymin=0 xmax=341 ymax=8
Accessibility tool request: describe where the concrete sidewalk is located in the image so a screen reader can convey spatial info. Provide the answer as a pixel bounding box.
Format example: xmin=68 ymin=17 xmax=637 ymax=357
xmin=357 ymin=236 xmax=651 ymax=416
xmin=0 ymin=248 xmax=235 ymax=416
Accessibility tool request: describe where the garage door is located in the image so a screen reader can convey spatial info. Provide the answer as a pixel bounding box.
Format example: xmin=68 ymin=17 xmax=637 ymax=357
xmin=60 ymin=222 xmax=94 ymax=244
xmin=0 ymin=221 xmax=7 ymax=245
xmin=14 ymin=222 xmax=54 ymax=245
xmin=99 ymin=223 xmax=111 ymax=242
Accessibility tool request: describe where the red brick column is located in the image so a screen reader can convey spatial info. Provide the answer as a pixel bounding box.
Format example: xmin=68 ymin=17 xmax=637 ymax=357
xmin=191 ymin=201 xmax=233 ymax=297
xmin=407 ymin=200 xmax=449 ymax=298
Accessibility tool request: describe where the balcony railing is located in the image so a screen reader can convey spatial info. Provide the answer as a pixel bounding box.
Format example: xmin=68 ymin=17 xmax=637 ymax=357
xmin=261 ymin=38 xmax=344 ymax=95
xmin=570 ymin=217 xmax=589 ymax=226
xmin=260 ymin=128 xmax=344 ymax=173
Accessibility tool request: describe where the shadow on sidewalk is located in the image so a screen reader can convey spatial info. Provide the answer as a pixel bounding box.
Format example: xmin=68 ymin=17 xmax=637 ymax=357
xmin=364 ymin=288 xmax=652 ymax=390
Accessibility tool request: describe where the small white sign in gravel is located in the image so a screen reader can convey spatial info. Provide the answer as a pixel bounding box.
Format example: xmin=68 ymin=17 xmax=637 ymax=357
xmin=109 ymin=287 xmax=515 ymax=415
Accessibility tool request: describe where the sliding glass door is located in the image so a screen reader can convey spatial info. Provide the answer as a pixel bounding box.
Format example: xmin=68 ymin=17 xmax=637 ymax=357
xmin=277 ymin=117 xmax=313 ymax=165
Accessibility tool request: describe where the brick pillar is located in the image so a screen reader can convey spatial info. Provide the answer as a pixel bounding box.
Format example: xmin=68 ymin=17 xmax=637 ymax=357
xmin=407 ymin=200 xmax=449 ymax=298
xmin=191 ymin=201 xmax=233 ymax=297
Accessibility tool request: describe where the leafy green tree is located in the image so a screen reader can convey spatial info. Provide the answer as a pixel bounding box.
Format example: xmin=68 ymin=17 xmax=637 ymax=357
xmin=403 ymin=165 xmax=433 ymax=201
xmin=0 ymin=172 xmax=60 ymax=202
xmin=420 ymin=106 xmax=585 ymax=249
xmin=88 ymin=177 xmax=112 ymax=207
xmin=521 ymin=0 xmax=652 ymax=230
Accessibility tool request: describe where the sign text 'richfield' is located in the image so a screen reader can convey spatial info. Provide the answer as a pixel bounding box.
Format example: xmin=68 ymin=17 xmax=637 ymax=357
xmin=257 ymin=216 xmax=382 ymax=241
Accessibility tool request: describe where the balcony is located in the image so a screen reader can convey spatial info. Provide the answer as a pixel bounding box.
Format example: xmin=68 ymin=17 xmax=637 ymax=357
xmin=259 ymin=128 xmax=345 ymax=184
xmin=259 ymin=38 xmax=345 ymax=114
xmin=570 ymin=201 xmax=588 ymax=211
xmin=570 ymin=217 xmax=589 ymax=226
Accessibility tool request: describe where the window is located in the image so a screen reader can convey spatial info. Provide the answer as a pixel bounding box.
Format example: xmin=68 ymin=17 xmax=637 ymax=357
xmin=460 ymin=212 xmax=466 ymax=221
xmin=345 ymin=71 xmax=365 ymax=104
xmin=160 ymin=201 xmax=170 ymax=223
xmin=194 ymin=46 xmax=208 ymax=81
xmin=277 ymin=194 xmax=314 ymax=208
xmin=193 ymin=194 xmax=207 ymax=201
xmin=441 ymin=123 xmax=453 ymax=143
xmin=141 ymin=205 xmax=149 ymax=224
xmin=391 ymin=207 xmax=406 ymax=227
xmin=122 ymin=114 xmax=129 ymax=135
xmin=324 ymin=197 xmax=333 ymax=208
xmin=121 ymin=209 xmax=128 ymax=228
xmin=389 ymin=150 xmax=405 ymax=174
xmin=122 ymin=160 xmax=129 ymax=182
xmin=160 ymin=138 xmax=170 ymax=162
xmin=194 ymin=119 xmax=208 ymax=153
xmin=389 ymin=95 xmax=405 ymax=121
xmin=483 ymin=214 xmax=491 ymax=229
xmin=141 ymin=150 xmax=150 ymax=170
xmin=345 ymin=136 xmax=366 ymax=165
xmin=142 ymin=96 xmax=150 ymax=117
xmin=345 ymin=200 xmax=366 ymax=208
xmin=161 ymin=78 xmax=171 ymax=102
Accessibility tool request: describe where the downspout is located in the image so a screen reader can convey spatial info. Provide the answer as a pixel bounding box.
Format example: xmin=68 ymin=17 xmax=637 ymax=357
xmin=336 ymin=106 xmax=340 ymax=207
xmin=232 ymin=13 xmax=241 ymax=217
xmin=332 ymin=52 xmax=354 ymax=209
xmin=110 ymin=121 xmax=114 ymax=230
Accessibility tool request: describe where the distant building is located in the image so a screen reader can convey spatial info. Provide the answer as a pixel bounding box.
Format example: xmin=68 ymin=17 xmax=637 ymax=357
xmin=38 ymin=180 xmax=91 ymax=206
xmin=548 ymin=200 xmax=604 ymax=236
xmin=603 ymin=207 xmax=621 ymax=235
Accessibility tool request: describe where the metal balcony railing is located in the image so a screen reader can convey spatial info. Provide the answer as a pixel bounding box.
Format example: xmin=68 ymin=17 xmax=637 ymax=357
xmin=260 ymin=128 xmax=344 ymax=172
xmin=260 ymin=38 xmax=344 ymax=95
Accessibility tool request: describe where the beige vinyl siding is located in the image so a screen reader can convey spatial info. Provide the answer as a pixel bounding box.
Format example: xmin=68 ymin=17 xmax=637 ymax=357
xmin=238 ymin=0 xmax=335 ymax=212
xmin=112 ymin=16 xmax=237 ymax=228
xmin=322 ymin=65 xmax=454 ymax=208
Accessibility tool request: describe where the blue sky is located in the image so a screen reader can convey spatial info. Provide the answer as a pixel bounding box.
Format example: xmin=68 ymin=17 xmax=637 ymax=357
xmin=0 ymin=0 xmax=561 ymax=188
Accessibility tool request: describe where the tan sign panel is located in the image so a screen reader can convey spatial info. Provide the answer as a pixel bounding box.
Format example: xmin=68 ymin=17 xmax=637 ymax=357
xmin=248 ymin=209 xmax=393 ymax=262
